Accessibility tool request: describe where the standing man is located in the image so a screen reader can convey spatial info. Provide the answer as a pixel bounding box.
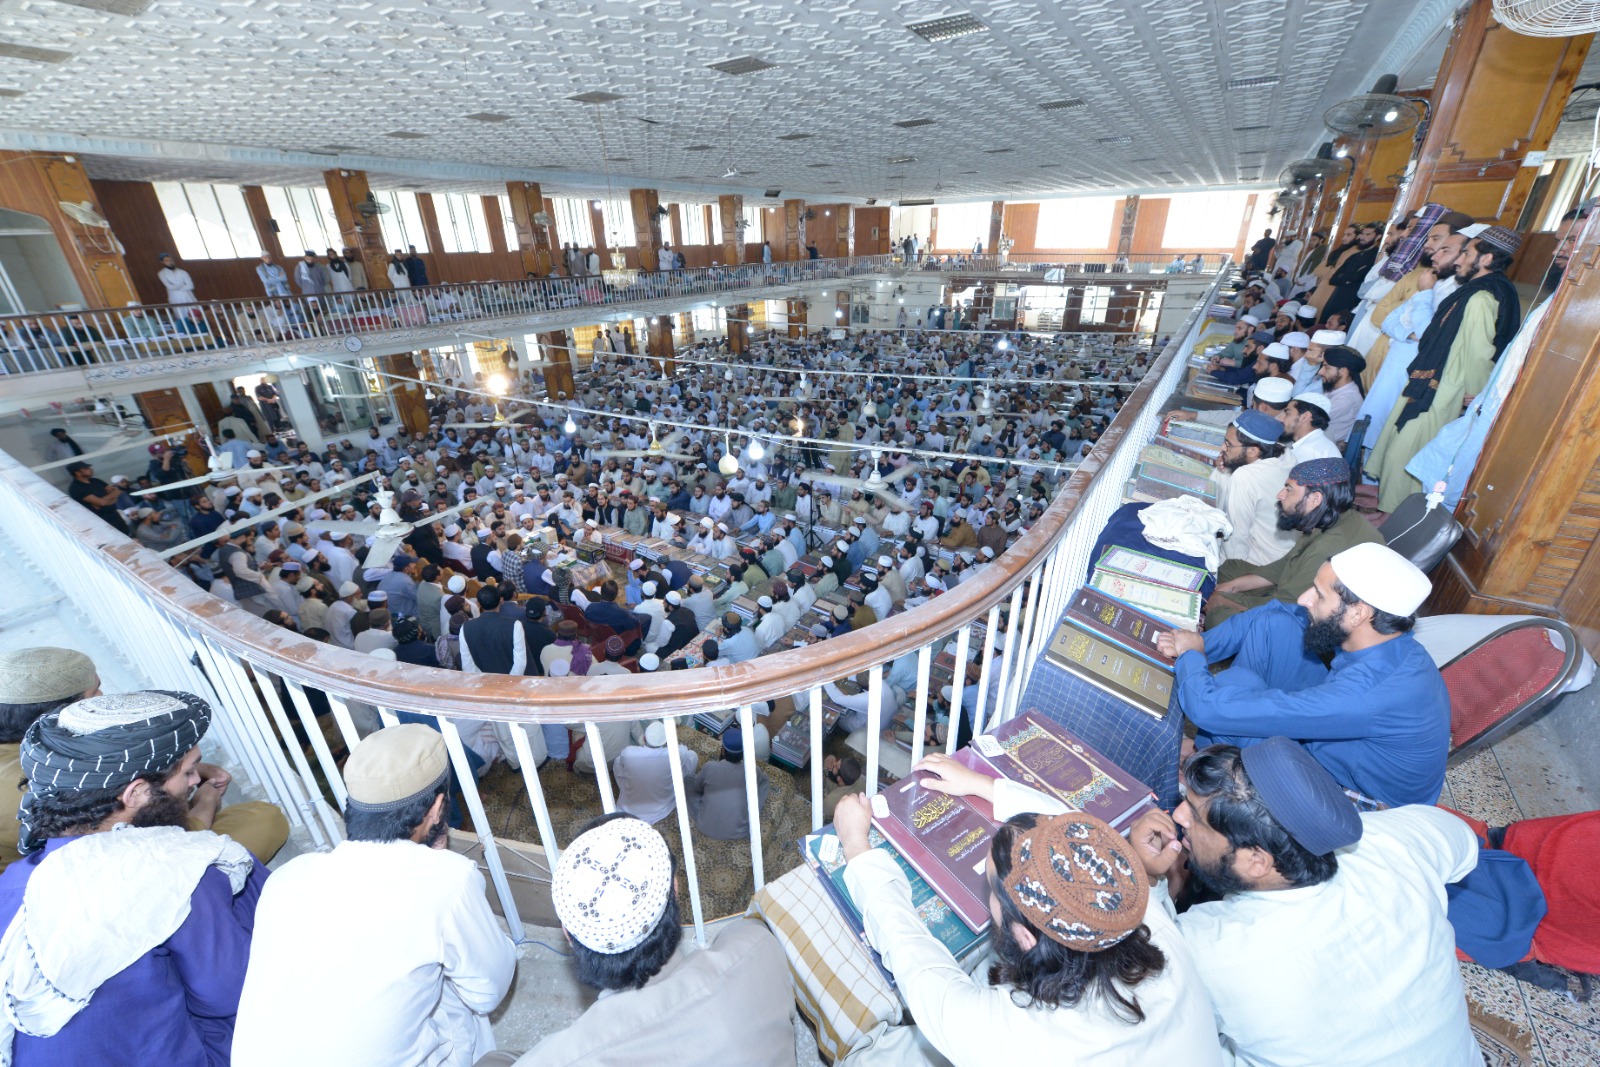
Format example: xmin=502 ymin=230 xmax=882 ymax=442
xmin=1316 ymin=346 xmax=1367 ymax=447
xmin=44 ymin=427 xmax=83 ymax=464
xmin=404 ymin=245 xmax=430 ymax=287
xmin=1247 ymin=228 xmax=1276 ymax=272
xmin=234 ymin=725 xmax=517 ymax=1067
xmin=157 ymin=252 xmax=197 ymax=304
xmin=255 ymin=252 xmax=291 ymax=297
xmin=64 ymin=461 xmax=130 ymax=535
xmin=1321 ymin=222 xmax=1381 ymax=325
xmin=294 ymin=250 xmax=329 ymax=297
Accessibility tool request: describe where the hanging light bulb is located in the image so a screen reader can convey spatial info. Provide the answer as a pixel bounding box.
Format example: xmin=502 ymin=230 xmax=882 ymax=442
xmin=995 ymin=338 xmax=1008 ymax=351
xmin=724 ymin=368 xmax=734 ymax=382
xmin=718 ymin=432 xmax=739 ymax=475
xmin=978 ymin=388 xmax=994 ymax=416
xmin=748 ymin=436 xmax=766 ymax=461
xmin=563 ymin=414 xmax=577 ymax=435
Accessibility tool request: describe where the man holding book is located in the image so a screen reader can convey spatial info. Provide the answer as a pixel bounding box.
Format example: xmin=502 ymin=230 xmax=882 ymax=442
xmin=1205 ymin=459 xmax=1382 ymax=625
xmin=832 ymin=759 xmax=1221 ymax=1065
xmin=1158 ymin=543 xmax=1450 ymax=808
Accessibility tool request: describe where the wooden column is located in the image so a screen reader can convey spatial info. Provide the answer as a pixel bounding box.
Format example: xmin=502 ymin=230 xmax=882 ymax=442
xmin=783 ymin=198 xmax=806 ymax=261
xmin=1393 ymin=0 xmax=1591 ymax=226
xmin=504 ymin=181 xmax=556 ymax=276
xmin=323 ymin=169 xmax=393 ymax=290
xmin=133 ymin=388 xmax=207 ymax=476
xmin=646 ymin=315 xmax=675 ymax=376
xmin=537 ymin=330 xmax=574 ymax=399
xmin=727 ymin=304 xmax=749 ymax=355
xmin=1428 ymin=218 xmax=1600 ymax=651
xmin=787 ymin=298 xmax=808 ymax=339
xmin=630 ymin=188 xmax=664 ymax=271
xmin=718 ymin=195 xmax=744 ymax=265
xmin=589 ymin=200 xmax=611 ymax=267
xmin=987 ymin=200 xmax=1005 ymax=253
xmin=1115 ymin=195 xmax=1140 ymax=262
xmin=0 ymin=151 xmax=138 ymax=307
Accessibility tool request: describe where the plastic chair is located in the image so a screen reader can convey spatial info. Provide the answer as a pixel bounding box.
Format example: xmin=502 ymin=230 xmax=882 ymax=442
xmin=1342 ymin=415 xmax=1370 ymax=483
xmin=1443 ymin=618 xmax=1582 ymax=764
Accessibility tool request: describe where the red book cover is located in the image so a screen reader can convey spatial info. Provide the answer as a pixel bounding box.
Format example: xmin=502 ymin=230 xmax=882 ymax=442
xmin=1064 ymin=587 xmax=1176 ymax=669
xmin=870 ymin=774 xmax=997 ymax=932
xmin=970 ymin=710 xmax=1157 ymax=832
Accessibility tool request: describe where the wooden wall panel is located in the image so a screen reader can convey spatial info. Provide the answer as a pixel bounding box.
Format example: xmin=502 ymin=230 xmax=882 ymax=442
xmin=93 ymin=179 xmax=268 ymax=304
xmin=854 ymin=207 xmax=891 ymax=254
xmin=1130 ymin=197 xmax=1169 ymax=252
xmin=1003 ymin=202 xmax=1040 ymax=254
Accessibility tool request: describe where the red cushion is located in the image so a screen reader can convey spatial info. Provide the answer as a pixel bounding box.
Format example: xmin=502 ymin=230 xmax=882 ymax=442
xmin=1443 ymin=627 xmax=1563 ymax=749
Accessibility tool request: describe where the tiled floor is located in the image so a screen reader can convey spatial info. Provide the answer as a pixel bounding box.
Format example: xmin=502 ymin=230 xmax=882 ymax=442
xmin=1444 ymin=701 xmax=1600 ymax=1065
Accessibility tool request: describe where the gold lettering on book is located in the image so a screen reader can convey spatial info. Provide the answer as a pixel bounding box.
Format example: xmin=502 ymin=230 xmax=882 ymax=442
xmin=947 ymin=827 xmax=986 ymax=859
xmin=911 ymin=794 xmax=955 ymax=829
xmin=996 ymin=715 xmax=1128 ymax=812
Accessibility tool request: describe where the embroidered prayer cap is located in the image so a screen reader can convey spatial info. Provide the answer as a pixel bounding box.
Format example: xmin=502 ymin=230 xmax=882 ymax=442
xmin=344 ymin=724 xmax=449 ymax=814
xmin=367 ymin=590 xmax=389 ymax=604
xmin=1254 ymin=378 xmax=1294 ymax=405
xmin=640 ymin=581 xmax=657 ymax=597
xmin=0 ymin=647 xmax=97 ymax=705
xmin=878 ymin=555 xmax=894 ymax=568
xmin=554 ymin=817 xmax=674 ymax=954
xmin=819 ymin=555 xmax=833 ymax=567
xmin=1478 ymin=226 xmax=1522 ymax=256
xmin=1232 ymin=410 xmax=1283 ymax=446
xmin=1239 ymin=737 xmax=1363 ymax=856
xmin=1310 ymin=330 xmax=1347 ymax=346
xmin=1330 ymin=542 xmax=1432 ymax=617
xmin=605 ymin=636 xmax=625 ymax=657
xmin=1279 ymin=301 xmax=1302 ymax=317
xmin=1322 ymin=346 xmax=1367 ymax=374
xmin=548 ymin=659 xmax=572 ymax=678
xmin=1004 ymin=812 xmax=1149 ymax=952
xmin=1292 ymin=391 xmax=1331 ymax=415
xmin=665 ymin=590 xmax=682 ymax=606
xmin=1288 ymin=458 xmax=1350 ymax=490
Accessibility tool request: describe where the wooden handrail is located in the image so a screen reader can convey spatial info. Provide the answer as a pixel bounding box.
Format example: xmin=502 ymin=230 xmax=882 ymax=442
xmin=2 ymin=266 xmax=1230 ymax=723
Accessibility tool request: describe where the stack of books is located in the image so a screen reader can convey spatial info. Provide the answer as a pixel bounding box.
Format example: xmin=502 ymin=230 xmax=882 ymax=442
xmin=1125 ymin=461 xmax=1218 ymax=507
xmin=770 ymin=701 xmax=842 ymax=770
xmin=1186 ymin=375 xmax=1244 ymax=405
xmin=693 ymin=708 xmax=737 ymax=736
xmin=1039 ymin=579 xmax=1202 ymax=720
xmin=1090 ymin=547 xmax=1207 ymax=628
xmin=802 ymin=712 xmax=1157 ymax=989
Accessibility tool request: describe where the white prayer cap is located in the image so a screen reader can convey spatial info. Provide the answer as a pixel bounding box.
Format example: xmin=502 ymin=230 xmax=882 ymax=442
xmin=1264 ymin=342 xmax=1290 ymax=360
xmin=980 ymin=547 xmax=995 ymax=559
xmin=337 ymin=581 xmax=360 ymax=597
xmin=784 ymin=513 xmax=797 ymax=521
xmin=548 ymin=659 xmax=571 ymax=678
xmin=716 ymin=523 xmax=729 ymax=533
xmin=495 ymin=481 xmax=508 ymax=488
xmin=819 ymin=555 xmax=833 ymax=566
xmin=1239 ymin=314 xmax=1262 ymax=327
xmin=641 ymin=580 xmax=657 ymax=596
xmin=1329 ymin=543 xmax=1431 ymax=617
xmin=444 ymin=524 xmax=461 ymax=537
xmin=223 ymin=487 xmax=241 ymax=497
xmin=1458 ymin=223 xmax=1489 ymax=239
xmin=553 ymin=817 xmax=673 ymax=953
xmin=1279 ymin=301 xmax=1302 ymax=317
xmin=447 ymin=576 xmax=467 ymax=593
xmin=586 ymin=519 xmax=599 ymax=528
xmin=878 ymin=555 xmax=894 ymax=568
xmin=628 ymin=559 xmax=644 ymax=571
xmin=665 ymin=590 xmax=682 ymax=605
xmin=1283 ymin=332 xmax=1311 ymax=348
xmin=246 ymin=449 xmax=262 ymax=458
xmin=1297 ymin=305 xmax=1318 ymax=320
xmin=367 ymin=648 xmax=397 ymax=661
xmin=1254 ymin=377 xmax=1294 ymax=404
xmin=639 ymin=653 xmax=660 ymax=671
xmin=667 ymin=514 xmax=680 ymax=525
xmin=1294 ymin=391 xmax=1332 ymax=414
xmin=1311 ymin=330 xmax=1347 ymax=346
xmin=700 ymin=517 xmax=714 ymax=527
xmin=757 ymin=595 xmax=773 ymax=609
xmin=940 ymin=685 xmax=955 ymax=702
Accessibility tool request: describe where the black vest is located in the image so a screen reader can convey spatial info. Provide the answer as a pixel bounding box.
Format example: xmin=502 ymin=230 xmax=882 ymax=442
xmin=462 ymin=612 xmax=520 ymax=675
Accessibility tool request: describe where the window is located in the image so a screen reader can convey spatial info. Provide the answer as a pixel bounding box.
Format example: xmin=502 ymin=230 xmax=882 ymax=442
xmin=933 ymin=202 xmax=990 ymax=251
xmin=1163 ymin=191 xmax=1252 ymax=249
xmin=741 ymin=204 xmax=762 ymax=243
xmin=709 ymin=204 xmax=723 ymax=246
xmin=260 ymin=185 xmax=341 ymax=257
xmin=152 ymin=182 xmax=260 ymax=260
xmin=598 ymin=197 xmax=635 ymax=247
xmin=374 ymin=191 xmax=430 ymax=253
xmin=1033 ymin=197 xmax=1119 ymax=249
xmin=675 ymin=203 xmax=711 ymax=245
xmin=1079 ymin=285 xmax=1114 ymax=325
xmin=496 ymin=194 xmax=522 ymax=251
xmin=433 ymin=193 xmax=492 ymax=253
xmin=550 ymin=197 xmax=595 ymax=247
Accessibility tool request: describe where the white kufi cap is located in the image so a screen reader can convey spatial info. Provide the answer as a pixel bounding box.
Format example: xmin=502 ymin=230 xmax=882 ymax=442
xmin=1328 ymin=542 xmax=1431 ymax=617
xmin=553 ymin=818 xmax=674 ymax=953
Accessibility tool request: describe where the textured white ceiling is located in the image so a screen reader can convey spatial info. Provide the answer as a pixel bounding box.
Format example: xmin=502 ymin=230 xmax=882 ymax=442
xmin=0 ymin=0 xmax=1443 ymax=200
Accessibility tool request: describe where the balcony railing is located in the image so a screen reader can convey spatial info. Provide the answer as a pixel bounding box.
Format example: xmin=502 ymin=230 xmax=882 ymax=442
xmin=0 ymin=262 xmax=1230 ymax=940
xmin=0 ymin=251 xmax=1226 ymax=380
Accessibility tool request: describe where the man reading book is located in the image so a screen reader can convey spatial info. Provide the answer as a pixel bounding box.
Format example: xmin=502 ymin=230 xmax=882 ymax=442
xmin=832 ymin=765 xmax=1220 ymax=1065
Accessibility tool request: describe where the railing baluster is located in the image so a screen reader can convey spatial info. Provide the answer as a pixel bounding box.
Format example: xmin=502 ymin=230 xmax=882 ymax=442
xmin=436 ymin=717 xmax=525 ymax=936
xmin=738 ymin=703 xmax=765 ymax=891
xmin=808 ymin=687 xmax=825 ymax=831
xmin=864 ymin=664 xmax=884 ymax=798
xmin=909 ymin=643 xmax=933 ymax=768
xmin=660 ymin=715 xmax=706 ymax=946
xmin=583 ymin=720 xmax=617 ymax=814
xmin=509 ymin=723 xmax=564 ymax=867
xmin=944 ymin=623 xmax=972 ymax=756
xmin=283 ymin=677 xmax=348 ymax=809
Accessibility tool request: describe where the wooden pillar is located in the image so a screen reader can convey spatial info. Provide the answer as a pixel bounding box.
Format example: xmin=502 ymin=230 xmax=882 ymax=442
xmin=629 ymin=188 xmax=664 ymax=271
xmin=537 ymin=330 xmax=574 ymax=399
xmin=1427 ymin=216 xmax=1600 ymax=652
xmin=783 ymin=198 xmax=806 ymax=261
xmin=667 ymin=203 xmax=684 ymax=249
xmin=646 ymin=314 xmax=675 ymax=376
xmin=0 ymin=151 xmax=138 ymax=307
xmin=504 ymin=181 xmax=556 ymax=276
xmin=987 ymin=200 xmax=1005 ymax=254
xmin=323 ymin=169 xmax=393 ymax=290
xmin=718 ymin=195 xmax=745 ymax=265
xmin=838 ymin=205 xmax=855 ymax=258
xmin=1393 ymin=0 xmax=1591 ymax=226
xmin=787 ymin=298 xmax=807 ymax=339
xmin=727 ymin=303 xmax=749 ymax=355
xmin=132 ymin=388 xmax=207 ymax=476
xmin=589 ymin=199 xmax=611 ymax=267
xmin=1115 ymin=195 xmax=1140 ymax=262
xmin=380 ymin=353 xmax=430 ymax=436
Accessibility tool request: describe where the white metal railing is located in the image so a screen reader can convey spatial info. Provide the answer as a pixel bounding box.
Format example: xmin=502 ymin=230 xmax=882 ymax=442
xmin=0 ymin=262 xmax=1231 ymax=941
xmin=0 ymin=251 xmax=1221 ymax=378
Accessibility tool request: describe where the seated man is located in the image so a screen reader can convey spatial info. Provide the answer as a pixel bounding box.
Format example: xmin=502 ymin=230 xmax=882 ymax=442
xmin=832 ymin=782 xmax=1220 ymax=1064
xmin=234 ymin=725 xmax=517 ymax=1066
xmin=1158 ymin=543 xmax=1448 ymax=808
xmin=687 ymin=727 xmax=770 ymax=840
xmin=1214 ymin=409 xmax=1297 ymax=566
xmin=0 ymin=691 xmax=267 ymax=1063
xmin=821 ymin=754 xmax=865 ymax=822
xmin=1174 ymin=739 xmax=1480 ymax=1065
xmin=1205 ymin=459 xmax=1383 ymax=625
xmin=499 ymin=814 xmax=795 ymax=1065
xmin=612 ymin=722 xmax=699 ymax=825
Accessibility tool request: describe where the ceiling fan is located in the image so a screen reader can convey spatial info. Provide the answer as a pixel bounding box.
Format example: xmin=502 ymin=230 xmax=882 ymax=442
xmin=596 ymin=424 xmax=697 ymax=462
xmin=307 ymin=489 xmax=474 ymax=568
xmin=1493 ymin=0 xmax=1600 ymax=34
xmin=801 ymin=457 xmax=919 ymax=512
xmin=131 ymin=446 xmax=294 ymax=496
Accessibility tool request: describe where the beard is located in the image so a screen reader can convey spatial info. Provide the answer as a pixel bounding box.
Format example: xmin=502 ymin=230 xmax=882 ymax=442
xmin=1303 ymin=604 xmax=1352 ymax=658
xmin=1222 ymin=452 xmax=1251 ymax=472
xmin=1186 ymin=845 xmax=1253 ymax=898
xmin=131 ymin=789 xmax=192 ymax=831
xmin=1433 ymin=261 xmax=1459 ymax=282
xmin=420 ymin=812 xmax=450 ymax=848
xmin=1275 ymin=498 xmax=1310 ymax=532
xmin=1542 ymin=260 xmax=1567 ymax=294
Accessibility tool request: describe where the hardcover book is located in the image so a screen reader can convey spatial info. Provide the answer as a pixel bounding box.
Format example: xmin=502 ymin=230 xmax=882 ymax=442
xmin=1065 ymin=586 xmax=1179 ymax=667
xmin=1093 ymin=546 xmax=1209 ymax=593
xmin=1151 ymin=434 xmax=1220 ymax=463
xmin=869 ymin=773 xmax=998 ymax=932
xmin=800 ymin=827 xmax=986 ymax=990
xmin=1087 ymin=573 xmax=1202 ymax=629
xmin=1134 ymin=461 xmax=1216 ymax=498
xmin=1138 ymin=444 xmax=1215 ymax=480
xmin=1045 ymin=621 xmax=1175 ymax=720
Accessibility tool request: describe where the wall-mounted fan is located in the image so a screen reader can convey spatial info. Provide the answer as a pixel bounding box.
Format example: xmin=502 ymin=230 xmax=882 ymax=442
xmin=533 ymin=210 xmax=554 ymax=227
xmin=1279 ymin=142 xmax=1352 ymax=187
xmin=1323 ymin=75 xmax=1423 ymax=139
xmin=59 ymin=200 xmax=110 ymax=228
xmin=1493 ymin=0 xmax=1600 ymax=35
xmin=356 ymin=194 xmax=392 ymax=217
